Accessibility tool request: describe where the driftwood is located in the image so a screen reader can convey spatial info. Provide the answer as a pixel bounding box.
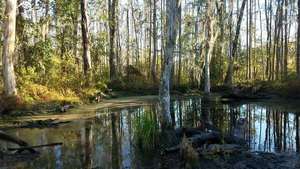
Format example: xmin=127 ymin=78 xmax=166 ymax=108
xmin=0 ymin=131 xmax=36 ymax=153
xmin=165 ymin=131 xmax=222 ymax=153
xmin=8 ymin=142 xmax=62 ymax=151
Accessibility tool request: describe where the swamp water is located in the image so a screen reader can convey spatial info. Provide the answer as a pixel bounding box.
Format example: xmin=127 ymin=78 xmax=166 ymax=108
xmin=1 ymin=96 xmax=300 ymax=169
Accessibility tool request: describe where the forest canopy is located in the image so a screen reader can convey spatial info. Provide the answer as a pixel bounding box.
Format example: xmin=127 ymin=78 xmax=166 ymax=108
xmin=0 ymin=0 xmax=300 ymax=107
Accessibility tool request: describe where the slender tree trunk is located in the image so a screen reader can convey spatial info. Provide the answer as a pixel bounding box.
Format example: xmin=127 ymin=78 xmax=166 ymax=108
xmin=297 ymin=0 xmax=300 ymax=79
xmin=41 ymin=0 xmax=50 ymax=41
xmin=130 ymin=0 xmax=139 ymax=66
xmin=126 ymin=9 xmax=130 ymax=78
xmin=159 ymin=0 xmax=179 ymax=129
xmin=224 ymin=0 xmax=247 ymax=87
xmin=204 ymin=1 xmax=219 ymax=94
xmin=151 ymin=0 xmax=158 ymax=84
xmin=108 ymin=0 xmax=118 ymax=81
xmin=80 ymin=0 xmax=92 ymax=75
xmin=284 ymin=0 xmax=288 ymax=80
xmin=177 ymin=3 xmax=182 ymax=86
xmin=160 ymin=0 xmax=164 ymax=73
xmin=2 ymin=0 xmax=17 ymax=96
xmin=148 ymin=0 xmax=152 ymax=79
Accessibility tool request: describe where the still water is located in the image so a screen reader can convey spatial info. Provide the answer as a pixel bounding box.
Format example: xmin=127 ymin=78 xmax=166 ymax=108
xmin=1 ymin=96 xmax=300 ymax=169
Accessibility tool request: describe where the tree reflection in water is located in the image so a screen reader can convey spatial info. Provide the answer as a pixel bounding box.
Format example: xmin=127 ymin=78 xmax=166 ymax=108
xmin=1 ymin=97 xmax=300 ymax=169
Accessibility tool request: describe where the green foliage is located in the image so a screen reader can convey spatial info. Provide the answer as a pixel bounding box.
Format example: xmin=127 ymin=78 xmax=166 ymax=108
xmin=133 ymin=111 xmax=159 ymax=150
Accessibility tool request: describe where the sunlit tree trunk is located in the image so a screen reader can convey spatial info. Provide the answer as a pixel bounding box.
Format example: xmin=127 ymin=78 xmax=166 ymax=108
xmin=159 ymin=0 xmax=179 ymax=129
xmin=41 ymin=0 xmax=50 ymax=41
xmin=2 ymin=0 xmax=17 ymax=96
xmin=80 ymin=0 xmax=92 ymax=75
xmin=224 ymin=0 xmax=247 ymax=87
xmin=204 ymin=1 xmax=219 ymax=94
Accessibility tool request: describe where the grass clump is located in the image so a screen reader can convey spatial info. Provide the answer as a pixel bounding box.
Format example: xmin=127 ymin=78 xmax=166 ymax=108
xmin=133 ymin=111 xmax=159 ymax=150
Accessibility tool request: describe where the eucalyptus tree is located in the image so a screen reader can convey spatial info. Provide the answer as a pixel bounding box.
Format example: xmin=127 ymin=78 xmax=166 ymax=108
xmin=203 ymin=0 xmax=219 ymax=94
xmin=2 ymin=0 xmax=18 ymax=96
xmin=159 ymin=0 xmax=179 ymax=128
xmin=81 ymin=0 xmax=92 ymax=76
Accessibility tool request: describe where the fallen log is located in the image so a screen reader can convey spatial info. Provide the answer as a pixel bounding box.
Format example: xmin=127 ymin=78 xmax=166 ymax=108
xmin=188 ymin=131 xmax=221 ymax=146
xmin=0 ymin=131 xmax=28 ymax=146
xmin=165 ymin=131 xmax=222 ymax=154
xmin=8 ymin=142 xmax=63 ymax=151
xmin=0 ymin=131 xmax=36 ymax=153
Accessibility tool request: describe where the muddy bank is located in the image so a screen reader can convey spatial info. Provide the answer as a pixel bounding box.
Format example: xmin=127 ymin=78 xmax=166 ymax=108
xmin=160 ymin=151 xmax=300 ymax=169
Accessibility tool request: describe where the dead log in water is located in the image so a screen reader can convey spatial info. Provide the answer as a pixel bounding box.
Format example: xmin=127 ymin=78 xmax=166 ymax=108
xmin=8 ymin=142 xmax=62 ymax=151
xmin=165 ymin=131 xmax=222 ymax=153
xmin=0 ymin=131 xmax=36 ymax=153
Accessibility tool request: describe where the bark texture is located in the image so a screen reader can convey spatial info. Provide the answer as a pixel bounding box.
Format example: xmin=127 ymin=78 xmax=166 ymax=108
xmin=159 ymin=0 xmax=179 ymax=129
xmin=80 ymin=0 xmax=92 ymax=75
xmin=2 ymin=0 xmax=17 ymax=96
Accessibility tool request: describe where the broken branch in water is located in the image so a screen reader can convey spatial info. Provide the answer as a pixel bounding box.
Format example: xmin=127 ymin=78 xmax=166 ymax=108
xmin=7 ymin=142 xmax=63 ymax=151
xmin=0 ymin=130 xmax=37 ymax=153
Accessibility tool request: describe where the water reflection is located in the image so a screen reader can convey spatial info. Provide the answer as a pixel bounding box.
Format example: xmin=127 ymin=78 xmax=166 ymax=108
xmin=1 ymin=97 xmax=300 ymax=168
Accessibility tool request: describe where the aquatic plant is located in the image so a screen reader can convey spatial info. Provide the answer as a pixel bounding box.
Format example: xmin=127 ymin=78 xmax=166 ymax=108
xmin=133 ymin=111 xmax=159 ymax=150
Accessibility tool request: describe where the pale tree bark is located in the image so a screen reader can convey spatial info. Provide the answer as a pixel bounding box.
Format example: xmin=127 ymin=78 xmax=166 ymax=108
xmin=2 ymin=0 xmax=17 ymax=96
xmin=108 ymin=0 xmax=118 ymax=81
xmin=159 ymin=0 xmax=179 ymax=129
xmin=130 ymin=0 xmax=139 ymax=66
xmin=224 ymin=0 xmax=247 ymax=87
xmin=204 ymin=1 xmax=219 ymax=94
xmin=80 ymin=0 xmax=92 ymax=75
xmin=41 ymin=0 xmax=50 ymax=41
xmin=297 ymin=0 xmax=300 ymax=79
xmin=126 ymin=8 xmax=130 ymax=78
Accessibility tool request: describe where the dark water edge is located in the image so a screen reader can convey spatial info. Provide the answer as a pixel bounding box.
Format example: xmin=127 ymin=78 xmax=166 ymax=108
xmin=0 ymin=96 xmax=300 ymax=169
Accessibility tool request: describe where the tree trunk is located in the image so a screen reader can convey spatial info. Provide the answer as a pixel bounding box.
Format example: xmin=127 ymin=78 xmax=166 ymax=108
xmin=297 ymin=0 xmax=300 ymax=79
xmin=108 ymin=0 xmax=118 ymax=81
xmin=283 ymin=0 xmax=288 ymax=80
xmin=151 ymin=0 xmax=158 ymax=84
xmin=80 ymin=0 xmax=92 ymax=76
xmin=41 ymin=0 xmax=50 ymax=41
xmin=159 ymin=0 xmax=178 ymax=129
xmin=126 ymin=9 xmax=130 ymax=79
xmin=204 ymin=1 xmax=219 ymax=94
xmin=2 ymin=0 xmax=17 ymax=96
xmin=224 ymin=0 xmax=247 ymax=87
xmin=177 ymin=3 xmax=182 ymax=86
